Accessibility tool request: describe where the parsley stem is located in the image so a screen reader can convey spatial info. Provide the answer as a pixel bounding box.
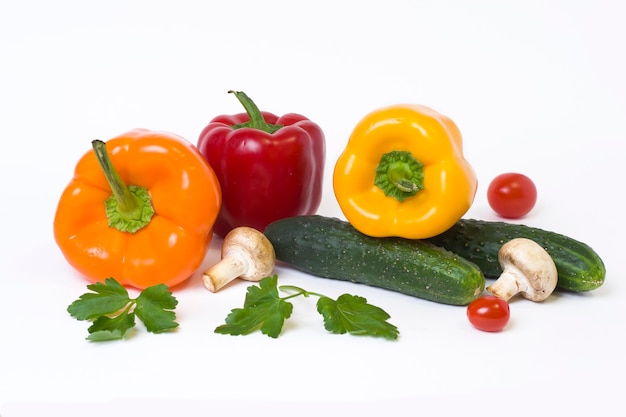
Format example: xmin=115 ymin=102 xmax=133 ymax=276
xmin=279 ymin=285 xmax=327 ymax=299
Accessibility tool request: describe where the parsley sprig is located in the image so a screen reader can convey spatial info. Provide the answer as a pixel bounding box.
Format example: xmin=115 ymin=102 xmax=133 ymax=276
xmin=67 ymin=277 xmax=179 ymax=341
xmin=215 ymin=275 xmax=399 ymax=340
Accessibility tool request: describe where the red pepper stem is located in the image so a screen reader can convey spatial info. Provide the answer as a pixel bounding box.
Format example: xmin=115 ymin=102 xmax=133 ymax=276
xmin=91 ymin=140 xmax=154 ymax=233
xmin=228 ymin=90 xmax=283 ymax=134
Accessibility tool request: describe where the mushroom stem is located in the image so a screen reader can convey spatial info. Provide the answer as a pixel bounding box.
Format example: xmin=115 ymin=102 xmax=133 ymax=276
xmin=486 ymin=267 xmax=524 ymax=301
xmin=486 ymin=237 xmax=558 ymax=302
xmin=202 ymin=249 xmax=250 ymax=292
xmin=202 ymin=226 xmax=275 ymax=293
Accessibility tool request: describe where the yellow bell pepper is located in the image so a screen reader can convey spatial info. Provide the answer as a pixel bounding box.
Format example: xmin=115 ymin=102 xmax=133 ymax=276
xmin=333 ymin=104 xmax=478 ymax=239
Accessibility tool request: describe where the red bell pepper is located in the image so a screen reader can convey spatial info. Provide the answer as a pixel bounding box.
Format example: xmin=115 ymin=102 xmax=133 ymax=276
xmin=197 ymin=90 xmax=325 ymax=237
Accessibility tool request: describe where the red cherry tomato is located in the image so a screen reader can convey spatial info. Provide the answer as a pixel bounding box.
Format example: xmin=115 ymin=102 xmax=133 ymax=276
xmin=487 ymin=172 xmax=537 ymax=218
xmin=467 ymin=295 xmax=510 ymax=332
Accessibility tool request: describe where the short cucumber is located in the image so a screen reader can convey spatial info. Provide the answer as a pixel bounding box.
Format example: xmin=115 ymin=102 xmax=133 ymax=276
xmin=425 ymin=219 xmax=606 ymax=292
xmin=264 ymin=215 xmax=485 ymax=306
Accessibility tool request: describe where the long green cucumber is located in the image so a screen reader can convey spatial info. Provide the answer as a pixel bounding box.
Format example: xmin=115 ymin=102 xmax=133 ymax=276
xmin=264 ymin=215 xmax=485 ymax=306
xmin=425 ymin=219 xmax=606 ymax=292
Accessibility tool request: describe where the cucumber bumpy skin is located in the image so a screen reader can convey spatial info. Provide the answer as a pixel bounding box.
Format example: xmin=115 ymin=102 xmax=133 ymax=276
xmin=426 ymin=219 xmax=606 ymax=292
xmin=264 ymin=215 xmax=485 ymax=306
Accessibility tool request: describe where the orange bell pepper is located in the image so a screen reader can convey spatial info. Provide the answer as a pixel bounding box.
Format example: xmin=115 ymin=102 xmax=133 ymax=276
xmin=333 ymin=104 xmax=477 ymax=239
xmin=53 ymin=129 xmax=222 ymax=290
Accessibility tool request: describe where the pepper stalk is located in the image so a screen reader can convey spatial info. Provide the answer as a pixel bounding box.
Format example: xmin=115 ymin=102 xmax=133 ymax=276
xmin=374 ymin=150 xmax=425 ymax=202
xmin=228 ymin=90 xmax=284 ymax=134
xmin=92 ymin=139 xmax=155 ymax=233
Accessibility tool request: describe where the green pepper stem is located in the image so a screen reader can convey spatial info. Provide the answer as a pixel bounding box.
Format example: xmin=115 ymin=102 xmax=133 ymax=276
xmin=93 ymin=140 xmax=136 ymax=213
xmin=388 ymin=163 xmax=420 ymax=193
xmin=92 ymin=140 xmax=155 ymax=233
xmin=374 ymin=150 xmax=424 ymax=202
xmin=228 ymin=90 xmax=284 ymax=134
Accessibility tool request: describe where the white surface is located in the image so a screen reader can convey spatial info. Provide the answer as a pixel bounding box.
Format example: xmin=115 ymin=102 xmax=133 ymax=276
xmin=1 ymin=1 xmax=624 ymax=416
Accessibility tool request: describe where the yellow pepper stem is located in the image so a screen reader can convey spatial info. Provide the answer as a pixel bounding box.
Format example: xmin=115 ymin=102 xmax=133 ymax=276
xmin=374 ymin=150 xmax=424 ymax=202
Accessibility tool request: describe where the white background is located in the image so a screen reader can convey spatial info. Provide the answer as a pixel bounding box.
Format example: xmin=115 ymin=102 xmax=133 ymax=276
xmin=1 ymin=1 xmax=624 ymax=416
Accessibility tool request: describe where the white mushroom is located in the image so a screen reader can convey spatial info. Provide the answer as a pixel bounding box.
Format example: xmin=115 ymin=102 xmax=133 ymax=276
xmin=486 ymin=237 xmax=558 ymax=302
xmin=202 ymin=227 xmax=276 ymax=293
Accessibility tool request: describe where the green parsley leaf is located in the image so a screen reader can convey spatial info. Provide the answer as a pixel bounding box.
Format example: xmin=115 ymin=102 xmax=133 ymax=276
xmin=87 ymin=308 xmax=135 ymax=341
xmin=214 ymin=275 xmax=293 ymax=338
xmin=67 ymin=277 xmax=179 ymax=341
xmin=317 ymin=294 xmax=399 ymax=340
xmin=67 ymin=278 xmax=130 ymax=320
xmin=135 ymin=284 xmax=179 ymax=333
xmin=86 ymin=329 xmax=125 ymax=342
xmin=215 ymin=275 xmax=398 ymax=340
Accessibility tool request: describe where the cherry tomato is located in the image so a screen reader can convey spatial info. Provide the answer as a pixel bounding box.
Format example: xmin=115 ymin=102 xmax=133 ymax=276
xmin=487 ymin=172 xmax=537 ymax=218
xmin=467 ymin=295 xmax=510 ymax=332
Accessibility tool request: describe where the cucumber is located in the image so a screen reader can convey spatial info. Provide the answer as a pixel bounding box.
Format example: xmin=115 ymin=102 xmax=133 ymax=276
xmin=264 ymin=215 xmax=485 ymax=306
xmin=425 ymin=219 xmax=605 ymax=292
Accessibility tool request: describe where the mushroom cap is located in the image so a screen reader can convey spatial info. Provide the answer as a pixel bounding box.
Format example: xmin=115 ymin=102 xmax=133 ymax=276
xmin=496 ymin=237 xmax=558 ymax=301
xmin=222 ymin=226 xmax=276 ymax=281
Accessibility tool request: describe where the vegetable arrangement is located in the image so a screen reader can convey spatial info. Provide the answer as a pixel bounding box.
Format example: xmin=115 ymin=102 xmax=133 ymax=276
xmin=56 ymin=91 xmax=606 ymax=341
